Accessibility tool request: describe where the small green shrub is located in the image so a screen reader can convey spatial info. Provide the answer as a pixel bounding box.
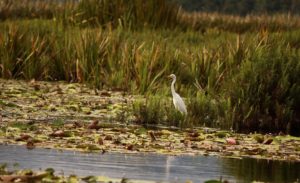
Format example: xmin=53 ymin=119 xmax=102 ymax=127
xmin=132 ymin=96 xmax=187 ymax=128
xmin=188 ymin=92 xmax=219 ymax=127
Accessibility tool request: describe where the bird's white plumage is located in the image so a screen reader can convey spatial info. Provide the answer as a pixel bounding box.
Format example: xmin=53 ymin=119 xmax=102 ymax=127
xmin=169 ymin=74 xmax=187 ymax=115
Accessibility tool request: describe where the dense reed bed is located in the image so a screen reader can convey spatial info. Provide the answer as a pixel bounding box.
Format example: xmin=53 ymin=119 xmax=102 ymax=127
xmin=0 ymin=0 xmax=300 ymax=135
xmin=0 ymin=0 xmax=76 ymax=20
xmin=181 ymin=12 xmax=300 ymax=33
xmin=1 ymin=0 xmax=300 ymax=31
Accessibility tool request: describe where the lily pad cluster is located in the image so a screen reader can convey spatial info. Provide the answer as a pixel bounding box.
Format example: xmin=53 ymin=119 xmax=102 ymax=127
xmin=0 ymin=163 xmax=157 ymax=183
xmin=0 ymin=79 xmax=300 ymax=162
xmin=0 ymin=163 xmax=232 ymax=183
xmin=1 ymin=120 xmax=300 ymax=162
xmin=0 ymin=79 xmax=132 ymax=124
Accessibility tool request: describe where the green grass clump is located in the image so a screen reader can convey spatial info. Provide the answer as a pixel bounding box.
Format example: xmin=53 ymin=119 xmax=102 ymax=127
xmin=10 ymin=122 xmax=36 ymax=131
xmin=226 ymin=40 xmax=300 ymax=134
xmin=51 ymin=119 xmax=65 ymax=128
xmin=132 ymin=97 xmax=164 ymax=126
xmin=132 ymin=96 xmax=186 ymax=128
xmin=188 ymin=92 xmax=220 ymax=128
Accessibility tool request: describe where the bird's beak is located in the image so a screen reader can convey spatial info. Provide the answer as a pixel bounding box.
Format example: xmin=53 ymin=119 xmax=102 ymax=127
xmin=167 ymin=75 xmax=172 ymax=79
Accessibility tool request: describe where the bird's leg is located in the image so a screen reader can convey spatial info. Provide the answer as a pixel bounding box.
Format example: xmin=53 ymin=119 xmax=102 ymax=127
xmin=185 ymin=115 xmax=195 ymax=131
xmin=179 ymin=113 xmax=187 ymax=130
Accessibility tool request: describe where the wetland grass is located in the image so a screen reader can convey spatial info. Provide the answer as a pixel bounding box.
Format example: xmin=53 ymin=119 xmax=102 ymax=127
xmin=0 ymin=0 xmax=300 ymax=134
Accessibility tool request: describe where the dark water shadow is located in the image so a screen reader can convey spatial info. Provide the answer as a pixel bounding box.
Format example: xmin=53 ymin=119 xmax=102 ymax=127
xmin=0 ymin=145 xmax=299 ymax=182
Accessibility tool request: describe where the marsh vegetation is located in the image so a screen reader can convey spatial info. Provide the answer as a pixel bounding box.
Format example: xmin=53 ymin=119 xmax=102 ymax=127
xmin=0 ymin=0 xmax=300 ymax=135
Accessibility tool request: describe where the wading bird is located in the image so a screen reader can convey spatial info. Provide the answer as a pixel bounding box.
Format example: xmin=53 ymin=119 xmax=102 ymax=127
xmin=168 ymin=74 xmax=187 ymax=115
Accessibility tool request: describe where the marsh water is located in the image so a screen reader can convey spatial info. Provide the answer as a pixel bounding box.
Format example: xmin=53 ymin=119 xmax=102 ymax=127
xmin=0 ymin=145 xmax=299 ymax=182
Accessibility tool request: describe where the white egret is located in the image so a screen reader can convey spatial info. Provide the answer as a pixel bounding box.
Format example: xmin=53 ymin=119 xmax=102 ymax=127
xmin=168 ymin=74 xmax=187 ymax=115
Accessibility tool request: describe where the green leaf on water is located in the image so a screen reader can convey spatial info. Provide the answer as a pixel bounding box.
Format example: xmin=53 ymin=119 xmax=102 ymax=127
xmin=215 ymin=131 xmax=228 ymax=138
xmin=204 ymin=180 xmax=222 ymax=183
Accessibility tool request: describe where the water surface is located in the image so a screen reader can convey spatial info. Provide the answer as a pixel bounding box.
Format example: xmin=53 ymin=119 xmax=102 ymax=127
xmin=0 ymin=145 xmax=299 ymax=182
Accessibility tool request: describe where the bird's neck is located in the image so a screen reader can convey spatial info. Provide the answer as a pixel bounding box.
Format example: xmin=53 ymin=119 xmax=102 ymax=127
xmin=171 ymin=78 xmax=176 ymax=96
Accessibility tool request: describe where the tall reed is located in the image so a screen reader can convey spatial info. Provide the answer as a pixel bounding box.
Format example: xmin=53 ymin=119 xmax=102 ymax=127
xmin=0 ymin=0 xmax=300 ymax=134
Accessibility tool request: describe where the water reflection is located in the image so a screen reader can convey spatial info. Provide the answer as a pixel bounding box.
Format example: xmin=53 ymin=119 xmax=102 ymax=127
xmin=165 ymin=156 xmax=174 ymax=180
xmin=222 ymin=157 xmax=300 ymax=183
xmin=0 ymin=145 xmax=299 ymax=182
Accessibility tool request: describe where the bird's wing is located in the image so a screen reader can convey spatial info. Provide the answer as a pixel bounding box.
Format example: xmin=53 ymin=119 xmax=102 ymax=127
xmin=173 ymin=94 xmax=187 ymax=115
